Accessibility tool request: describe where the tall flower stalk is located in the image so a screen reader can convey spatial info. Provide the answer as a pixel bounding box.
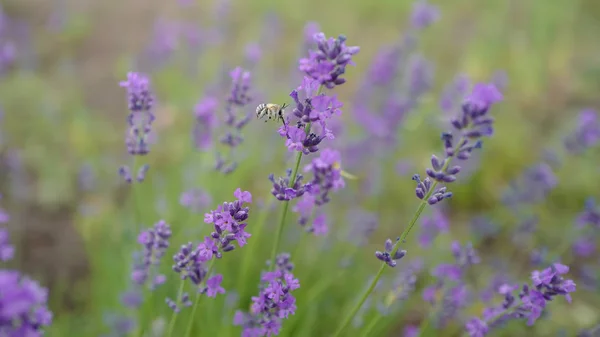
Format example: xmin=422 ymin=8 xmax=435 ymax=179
xmin=267 ymin=32 xmax=359 ymax=270
xmin=331 ymin=83 xmax=503 ymax=337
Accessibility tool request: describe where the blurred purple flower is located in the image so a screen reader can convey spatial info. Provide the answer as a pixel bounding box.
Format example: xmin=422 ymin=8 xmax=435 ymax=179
xmin=410 ymin=0 xmax=440 ymax=29
xmin=180 ymin=188 xmax=212 ymax=213
xmin=403 ymin=325 xmax=420 ymax=337
xmin=216 ymin=67 xmax=254 ymax=174
xmin=120 ymin=72 xmax=156 ymax=156
xmin=234 ymin=253 xmax=300 ymax=336
xmin=131 ymin=220 xmax=172 ymax=289
xmin=303 ymin=148 xmax=345 ymax=206
xmin=564 ymin=109 xmax=600 ymax=154
xmin=0 ymin=231 xmax=53 ymax=334
xmin=299 ymin=33 xmax=359 ymax=89
xmin=418 ymin=208 xmax=449 ymax=247
xmin=572 ymin=238 xmax=595 ymax=258
xmin=466 ymin=263 xmax=576 ymax=335
xmin=0 ymin=227 xmax=14 ymax=262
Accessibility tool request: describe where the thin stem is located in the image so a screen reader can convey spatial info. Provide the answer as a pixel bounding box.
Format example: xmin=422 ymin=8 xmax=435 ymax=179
xmin=359 ymin=313 xmax=382 ymax=337
xmin=183 ymin=257 xmax=216 ymax=337
xmin=332 ymin=136 xmax=466 ymax=337
xmin=269 ymin=149 xmax=304 ymax=271
xmin=166 ymin=280 xmax=186 ymax=337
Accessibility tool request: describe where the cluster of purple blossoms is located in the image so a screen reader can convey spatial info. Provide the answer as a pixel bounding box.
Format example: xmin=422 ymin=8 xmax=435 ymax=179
xmin=422 ymin=242 xmax=480 ymax=328
xmin=268 ymin=149 xmax=345 ymax=235
xmin=215 ymin=67 xmax=253 ymax=174
xmin=298 ymin=33 xmax=360 ymax=89
xmin=169 ymin=242 xmax=225 ymax=312
xmin=465 ymin=263 xmax=576 ymax=337
xmin=118 ymin=72 xmax=155 ymax=183
xmin=571 ymin=198 xmax=600 ymax=258
xmin=278 ymin=77 xmax=341 ymax=154
xmin=564 ymin=108 xmax=600 ymax=154
xmin=375 ymin=238 xmax=407 ymax=267
xmin=131 ymin=220 xmax=172 ymax=289
xmin=199 ymin=188 xmax=252 ymax=259
xmin=234 ymin=253 xmax=300 ymax=337
xmin=412 ymin=83 xmax=503 ymax=205
xmin=1 ymin=227 xmax=53 ymax=335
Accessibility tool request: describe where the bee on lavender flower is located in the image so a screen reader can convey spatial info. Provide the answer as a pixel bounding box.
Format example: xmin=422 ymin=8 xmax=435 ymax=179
xmin=256 ymin=103 xmax=289 ymax=125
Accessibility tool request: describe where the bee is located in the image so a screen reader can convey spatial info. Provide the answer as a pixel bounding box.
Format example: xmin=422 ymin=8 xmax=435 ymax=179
xmin=256 ymin=103 xmax=289 ymax=125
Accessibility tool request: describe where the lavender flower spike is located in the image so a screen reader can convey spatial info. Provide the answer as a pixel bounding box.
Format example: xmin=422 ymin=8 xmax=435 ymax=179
xmin=131 ymin=220 xmax=172 ymax=289
xmin=464 ymin=263 xmax=576 ymax=336
xmin=234 ymin=253 xmax=300 ymax=336
xmin=299 ymin=33 xmax=360 ymax=89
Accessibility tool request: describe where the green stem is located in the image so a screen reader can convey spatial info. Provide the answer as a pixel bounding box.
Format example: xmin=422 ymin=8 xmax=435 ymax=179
xmin=269 ymin=150 xmax=304 ymax=271
xmin=183 ymin=258 xmax=216 ymax=337
xmin=331 ymin=136 xmax=466 ymax=337
xmin=359 ymin=313 xmax=382 ymax=337
xmin=166 ymin=280 xmax=186 ymax=337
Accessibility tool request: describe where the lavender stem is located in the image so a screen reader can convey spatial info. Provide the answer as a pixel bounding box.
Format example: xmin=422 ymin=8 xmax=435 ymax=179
xmin=184 ymin=259 xmax=216 ymax=337
xmin=166 ymin=280 xmax=185 ymax=337
xmin=268 ymin=145 xmax=306 ymax=271
xmin=331 ymin=136 xmax=464 ymax=337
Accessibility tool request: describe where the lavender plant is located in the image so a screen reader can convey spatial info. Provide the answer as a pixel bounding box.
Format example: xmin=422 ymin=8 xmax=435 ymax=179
xmin=0 ymin=227 xmax=53 ymax=335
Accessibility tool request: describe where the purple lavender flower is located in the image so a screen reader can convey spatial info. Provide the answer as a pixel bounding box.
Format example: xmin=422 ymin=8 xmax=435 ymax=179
xmin=216 ymin=67 xmax=254 ymax=174
xmin=564 ymin=109 xmax=600 ymax=153
xmin=298 ymin=33 xmax=360 ymax=89
xmin=234 ymin=253 xmax=300 ymax=336
xmin=193 ymin=96 xmax=218 ymax=151
xmin=205 ymin=274 xmax=225 ymax=298
xmin=0 ymin=233 xmax=53 ymax=335
xmin=0 ymin=227 xmax=13 ymax=262
xmin=278 ymin=77 xmax=342 ymax=153
xmin=120 ymin=72 xmax=156 ymax=156
xmin=172 ymin=242 xmax=207 ymax=286
xmin=414 ymin=82 xmax=503 ymax=204
xmin=465 ymin=318 xmax=488 ymax=337
xmin=303 ymin=148 xmax=345 ymax=206
xmin=410 ymin=0 xmax=440 ymax=29
xmin=375 ymin=238 xmax=407 ymax=267
xmin=577 ymin=198 xmax=600 ymax=229
xmin=423 ymin=242 xmax=480 ymax=328
xmin=131 ymin=220 xmax=172 ymax=289
xmin=465 ymin=263 xmax=576 ymax=336
xmin=200 ymin=188 xmax=252 ymax=258
xmin=269 ymin=169 xmax=308 ymax=201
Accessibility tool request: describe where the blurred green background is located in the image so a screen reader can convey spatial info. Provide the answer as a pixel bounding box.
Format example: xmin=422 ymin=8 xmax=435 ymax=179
xmin=1 ymin=0 xmax=599 ymax=336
